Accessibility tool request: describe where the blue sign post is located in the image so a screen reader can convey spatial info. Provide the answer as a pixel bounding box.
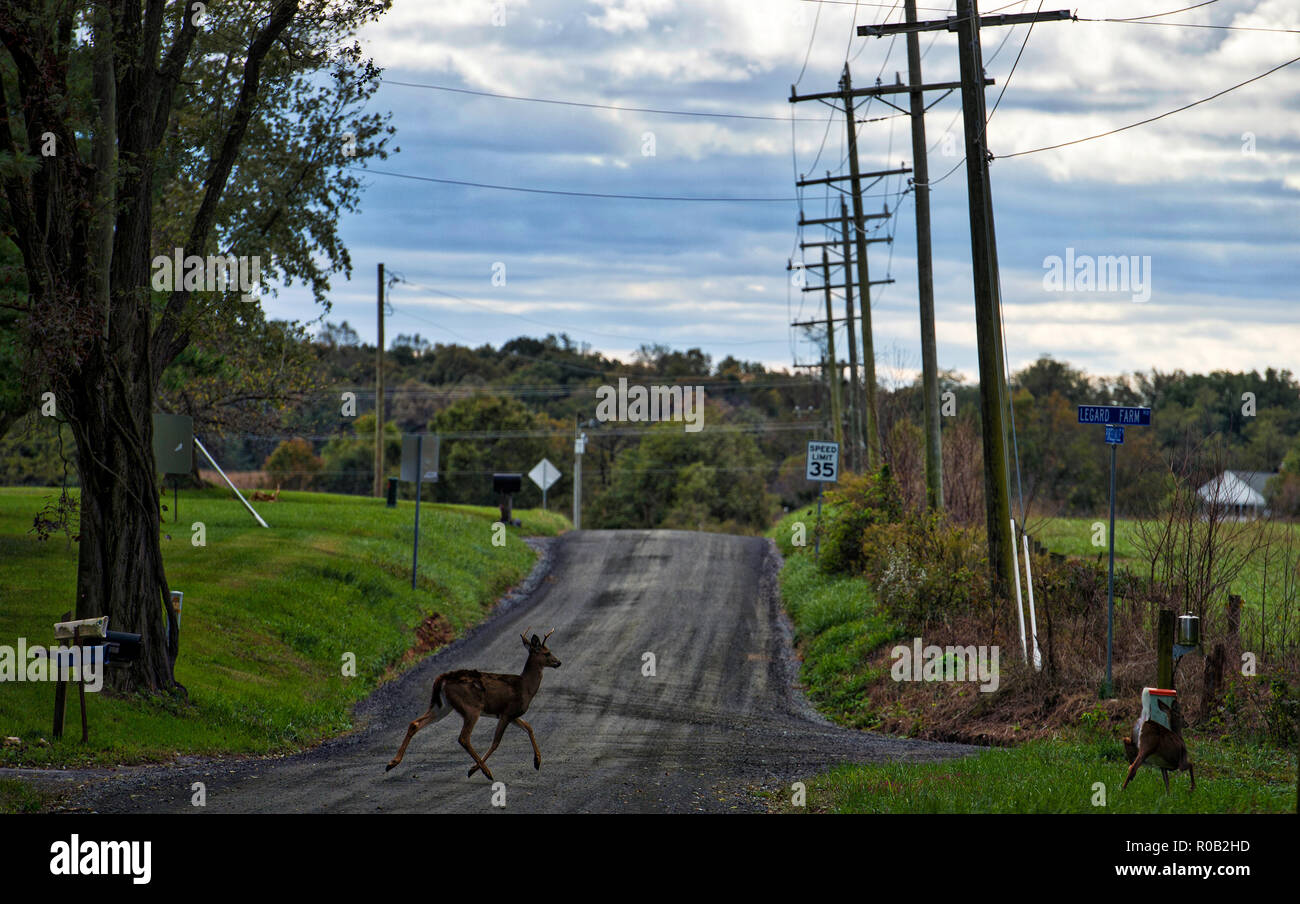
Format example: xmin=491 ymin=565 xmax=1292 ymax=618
xmin=1078 ymin=406 xmax=1151 ymax=698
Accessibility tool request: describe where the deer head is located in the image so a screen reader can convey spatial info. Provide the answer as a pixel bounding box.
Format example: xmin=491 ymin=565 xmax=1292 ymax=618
xmin=521 ymin=628 xmax=561 ymax=668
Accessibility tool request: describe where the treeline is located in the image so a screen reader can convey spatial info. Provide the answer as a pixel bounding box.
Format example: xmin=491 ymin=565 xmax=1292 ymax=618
xmin=3 ymin=317 xmax=1299 ymax=529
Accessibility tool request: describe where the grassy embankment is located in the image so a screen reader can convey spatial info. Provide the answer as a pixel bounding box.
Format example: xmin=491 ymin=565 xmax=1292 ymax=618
xmin=764 ymin=504 xmax=1296 ymax=813
xmin=0 ymin=486 xmax=568 ymax=775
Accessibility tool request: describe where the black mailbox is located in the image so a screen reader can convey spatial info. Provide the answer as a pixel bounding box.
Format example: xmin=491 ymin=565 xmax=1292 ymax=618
xmin=492 ymin=473 xmax=522 ymax=494
xmin=493 ymin=473 xmax=523 ymax=527
xmin=105 ymin=630 xmax=142 ymax=666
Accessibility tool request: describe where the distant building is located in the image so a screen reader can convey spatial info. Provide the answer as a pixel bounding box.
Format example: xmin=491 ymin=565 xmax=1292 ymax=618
xmin=1196 ymin=470 xmax=1278 ymax=520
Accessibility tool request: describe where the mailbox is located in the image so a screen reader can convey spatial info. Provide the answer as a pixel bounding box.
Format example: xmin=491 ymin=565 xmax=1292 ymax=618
xmin=493 ymin=473 xmax=523 ymax=527
xmin=492 ymin=473 xmax=522 ymax=494
xmin=104 ymin=630 xmax=142 ymax=666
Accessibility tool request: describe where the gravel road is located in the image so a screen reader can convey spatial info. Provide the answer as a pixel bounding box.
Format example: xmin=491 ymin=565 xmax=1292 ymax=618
xmin=33 ymin=530 xmax=973 ymax=813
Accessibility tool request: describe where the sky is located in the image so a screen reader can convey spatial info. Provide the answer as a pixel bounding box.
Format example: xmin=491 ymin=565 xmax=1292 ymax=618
xmin=262 ymin=0 xmax=1300 ymax=385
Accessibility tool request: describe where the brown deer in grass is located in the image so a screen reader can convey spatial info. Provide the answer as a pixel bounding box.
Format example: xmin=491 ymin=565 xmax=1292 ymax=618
xmin=1122 ymin=698 xmax=1195 ymax=793
xmin=385 ymin=629 xmax=560 ymax=781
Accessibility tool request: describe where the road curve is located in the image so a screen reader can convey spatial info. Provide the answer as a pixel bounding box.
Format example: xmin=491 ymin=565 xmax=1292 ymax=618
xmin=66 ymin=530 xmax=972 ymax=813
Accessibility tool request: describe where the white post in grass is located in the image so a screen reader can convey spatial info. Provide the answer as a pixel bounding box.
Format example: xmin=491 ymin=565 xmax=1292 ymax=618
xmin=1009 ymin=518 xmax=1027 ymax=664
xmin=1023 ymin=532 xmax=1041 ymax=670
xmin=194 ymin=436 xmax=269 ymax=528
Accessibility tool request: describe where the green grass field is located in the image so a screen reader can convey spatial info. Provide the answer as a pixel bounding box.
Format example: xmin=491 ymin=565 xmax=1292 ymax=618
xmin=1030 ymin=515 xmax=1299 ymax=637
xmin=0 ymin=486 xmax=568 ymax=770
xmin=768 ymin=737 xmax=1296 ymax=814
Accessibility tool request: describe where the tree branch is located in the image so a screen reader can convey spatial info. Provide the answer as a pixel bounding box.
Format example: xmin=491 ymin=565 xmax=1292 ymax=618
xmin=151 ymin=0 xmax=301 ymax=381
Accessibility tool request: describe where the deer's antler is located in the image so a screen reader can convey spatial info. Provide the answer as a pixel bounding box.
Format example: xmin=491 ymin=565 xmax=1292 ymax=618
xmin=520 ymin=626 xmax=533 ymax=645
xmin=543 ymin=628 xmax=555 ymax=643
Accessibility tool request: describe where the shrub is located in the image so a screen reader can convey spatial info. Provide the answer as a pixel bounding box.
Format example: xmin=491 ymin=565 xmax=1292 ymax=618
xmin=819 ymin=467 xmax=903 ymax=576
xmin=264 ymin=438 xmax=322 ymax=490
xmin=863 ymin=511 xmax=991 ymax=631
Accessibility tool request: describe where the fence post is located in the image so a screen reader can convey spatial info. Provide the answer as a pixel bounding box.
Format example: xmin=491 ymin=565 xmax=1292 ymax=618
xmin=1157 ymin=608 xmax=1175 ymax=690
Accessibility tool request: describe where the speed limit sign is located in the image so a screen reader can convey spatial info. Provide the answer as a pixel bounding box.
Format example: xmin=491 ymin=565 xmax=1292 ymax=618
xmin=806 ymin=441 xmax=839 ymax=482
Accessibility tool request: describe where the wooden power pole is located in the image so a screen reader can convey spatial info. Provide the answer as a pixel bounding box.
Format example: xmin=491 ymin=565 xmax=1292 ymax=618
xmin=374 ymin=261 xmax=385 ymax=498
xmin=904 ymin=0 xmax=944 ymax=511
xmin=840 ymin=198 xmax=865 ymax=471
xmin=840 ymin=64 xmax=882 ymax=470
xmin=821 ymin=248 xmax=844 ymax=449
xmin=859 ymin=1 xmax=1071 ymax=596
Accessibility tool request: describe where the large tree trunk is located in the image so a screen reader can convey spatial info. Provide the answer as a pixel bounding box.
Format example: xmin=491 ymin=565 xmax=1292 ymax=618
xmin=68 ymin=346 xmax=178 ymax=693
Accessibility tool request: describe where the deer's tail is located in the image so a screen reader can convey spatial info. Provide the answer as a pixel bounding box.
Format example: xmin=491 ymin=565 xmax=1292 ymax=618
xmin=430 ymin=672 xmax=448 ymax=709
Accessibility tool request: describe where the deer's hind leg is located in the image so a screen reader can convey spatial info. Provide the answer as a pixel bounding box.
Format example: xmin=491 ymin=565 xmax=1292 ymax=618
xmin=1122 ymin=749 xmax=1149 ymax=790
xmin=467 ymin=715 xmax=512 ymax=778
xmin=386 ymin=703 xmax=451 ymax=772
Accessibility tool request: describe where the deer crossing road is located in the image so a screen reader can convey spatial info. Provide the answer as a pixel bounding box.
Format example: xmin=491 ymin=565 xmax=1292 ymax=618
xmin=69 ymin=531 xmax=972 ymax=813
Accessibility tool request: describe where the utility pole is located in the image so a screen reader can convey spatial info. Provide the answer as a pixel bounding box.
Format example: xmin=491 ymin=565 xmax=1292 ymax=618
xmin=905 ymin=0 xmax=943 ymax=511
xmin=821 ymin=248 xmax=845 ymax=449
xmin=954 ymin=0 xmax=1013 ymax=599
xmin=859 ymin=2 xmax=1071 ymax=598
xmin=839 ymin=198 xmax=863 ymax=472
xmin=573 ymin=422 xmax=585 ymax=530
xmin=840 ymin=64 xmax=881 ymax=470
xmin=793 ymin=174 xmax=908 ymax=472
xmin=374 ymin=262 xmax=385 ymax=499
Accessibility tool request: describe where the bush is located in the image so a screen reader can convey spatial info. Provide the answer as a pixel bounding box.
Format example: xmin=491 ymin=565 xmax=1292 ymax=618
xmin=819 ymin=467 xmax=903 ymax=576
xmin=862 ymin=512 xmax=991 ymax=631
xmin=812 ymin=465 xmax=991 ymax=632
xmin=264 ymin=438 xmax=322 ymax=490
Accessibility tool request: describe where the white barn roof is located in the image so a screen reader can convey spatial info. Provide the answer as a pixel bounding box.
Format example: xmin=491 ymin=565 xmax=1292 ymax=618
xmin=1197 ymin=471 xmax=1276 ymax=508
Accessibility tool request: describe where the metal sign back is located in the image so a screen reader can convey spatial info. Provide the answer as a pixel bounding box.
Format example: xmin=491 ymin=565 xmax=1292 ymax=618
xmin=401 ymin=435 xmax=439 ymax=482
xmin=152 ymin=413 xmax=193 ymax=475
xmin=528 ymin=458 xmax=561 ymax=491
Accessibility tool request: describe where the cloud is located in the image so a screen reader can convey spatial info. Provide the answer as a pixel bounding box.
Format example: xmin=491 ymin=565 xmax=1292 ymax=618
xmin=259 ymin=0 xmax=1299 ymax=381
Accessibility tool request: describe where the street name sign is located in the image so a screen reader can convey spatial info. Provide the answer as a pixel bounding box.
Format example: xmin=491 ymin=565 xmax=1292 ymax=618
xmin=1077 ymin=405 xmax=1151 ymax=426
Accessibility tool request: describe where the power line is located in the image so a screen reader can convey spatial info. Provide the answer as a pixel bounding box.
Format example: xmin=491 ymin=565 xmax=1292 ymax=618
xmin=799 ymin=0 xmax=960 ymax=9
xmin=1103 ymin=1 xmax=1219 ymax=22
xmin=226 ymin=422 xmax=824 ymax=443
xmin=997 ymin=52 xmax=1300 ymax=159
xmin=794 ymin=0 xmax=825 ymax=85
xmin=381 ymin=79 xmax=831 ymax=122
xmin=986 ymin=0 xmax=1043 ymax=123
xmin=362 ymin=168 xmax=797 ymax=202
xmin=1078 ymin=17 xmax=1300 ymax=35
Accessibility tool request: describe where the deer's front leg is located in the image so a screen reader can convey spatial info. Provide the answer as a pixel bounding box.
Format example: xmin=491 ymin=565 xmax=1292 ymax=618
xmin=457 ymin=714 xmax=493 ymax=782
xmin=515 ymin=717 xmax=541 ymax=769
xmin=468 ymin=716 xmax=511 ymax=778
